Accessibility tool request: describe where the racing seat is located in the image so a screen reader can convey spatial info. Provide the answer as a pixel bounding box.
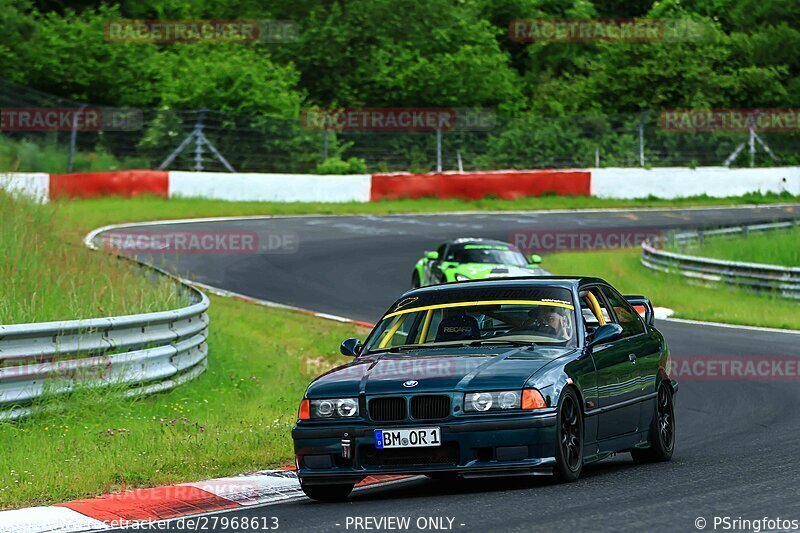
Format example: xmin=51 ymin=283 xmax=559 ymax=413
xmin=435 ymin=312 xmax=481 ymax=342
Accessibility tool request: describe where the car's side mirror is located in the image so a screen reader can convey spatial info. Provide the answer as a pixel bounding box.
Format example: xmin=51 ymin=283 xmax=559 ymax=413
xmin=588 ymin=323 xmax=623 ymax=347
xmin=425 ymin=251 xmax=439 ymax=260
xmin=529 ymin=254 xmax=542 ymax=265
xmin=340 ymin=337 xmax=363 ymax=356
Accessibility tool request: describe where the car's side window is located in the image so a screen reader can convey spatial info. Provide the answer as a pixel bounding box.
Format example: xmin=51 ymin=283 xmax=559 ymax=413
xmin=579 ymin=287 xmax=613 ymax=336
xmin=601 ymin=286 xmax=645 ymax=337
xmin=377 ymin=314 xmax=418 ymax=348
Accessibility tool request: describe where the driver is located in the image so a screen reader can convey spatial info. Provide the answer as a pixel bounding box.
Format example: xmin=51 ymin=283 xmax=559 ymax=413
xmin=526 ymin=306 xmax=570 ymax=340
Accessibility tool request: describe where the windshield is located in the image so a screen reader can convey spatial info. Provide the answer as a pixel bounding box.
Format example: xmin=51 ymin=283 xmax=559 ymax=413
xmin=451 ymin=247 xmax=528 ymax=266
xmin=363 ymin=287 xmax=577 ymax=353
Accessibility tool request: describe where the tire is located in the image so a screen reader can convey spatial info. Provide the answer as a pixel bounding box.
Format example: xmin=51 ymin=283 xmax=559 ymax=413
xmin=300 ymin=482 xmax=354 ymax=502
xmin=553 ymin=387 xmax=583 ymax=483
xmin=411 ymin=271 xmax=421 ymax=288
xmin=631 ymin=383 xmax=675 ymax=463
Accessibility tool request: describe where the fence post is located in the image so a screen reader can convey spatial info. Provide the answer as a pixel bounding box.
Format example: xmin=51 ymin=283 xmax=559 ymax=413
xmin=194 ymin=110 xmax=206 ymax=171
xmin=638 ymin=112 xmax=647 ymax=167
xmin=67 ymin=104 xmax=87 ymax=173
xmin=436 ymin=128 xmax=442 ymax=172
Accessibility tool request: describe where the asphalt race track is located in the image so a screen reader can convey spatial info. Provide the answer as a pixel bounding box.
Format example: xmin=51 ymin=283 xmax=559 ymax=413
xmin=106 ymin=205 xmax=800 ymax=532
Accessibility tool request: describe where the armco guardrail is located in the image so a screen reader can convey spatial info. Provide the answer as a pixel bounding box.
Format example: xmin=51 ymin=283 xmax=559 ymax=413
xmin=0 ymin=234 xmax=209 ymax=421
xmin=641 ymin=221 xmax=800 ymax=299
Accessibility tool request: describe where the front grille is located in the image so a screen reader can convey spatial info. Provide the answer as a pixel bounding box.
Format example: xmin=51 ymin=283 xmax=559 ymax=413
xmin=369 ymin=397 xmax=406 ymax=422
xmin=411 ymin=395 xmax=450 ymax=420
xmin=359 ymin=443 xmax=460 ymax=467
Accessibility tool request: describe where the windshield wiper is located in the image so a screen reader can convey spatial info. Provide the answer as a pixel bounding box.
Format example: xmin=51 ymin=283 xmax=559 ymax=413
xmin=365 ymin=342 xmax=478 ymax=354
xmin=386 ymin=342 xmax=471 ymax=352
xmin=467 ymin=339 xmax=537 ymax=348
xmin=366 ymin=339 xmax=536 ymax=354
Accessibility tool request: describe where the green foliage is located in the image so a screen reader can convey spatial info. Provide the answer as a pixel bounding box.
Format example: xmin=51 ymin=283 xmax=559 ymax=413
xmin=315 ymin=156 xmax=368 ymax=174
xmin=0 ymin=135 xmax=148 ymax=172
xmin=3 ymin=0 xmax=800 ymax=171
xmin=154 ymin=44 xmax=304 ymax=116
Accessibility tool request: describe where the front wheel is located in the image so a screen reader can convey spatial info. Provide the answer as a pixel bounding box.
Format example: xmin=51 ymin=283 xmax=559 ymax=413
xmin=631 ymin=382 xmax=675 ymax=463
xmin=553 ymin=387 xmax=583 ymax=483
xmin=411 ymin=271 xmax=421 ymax=288
xmin=300 ymin=482 xmax=354 ymax=502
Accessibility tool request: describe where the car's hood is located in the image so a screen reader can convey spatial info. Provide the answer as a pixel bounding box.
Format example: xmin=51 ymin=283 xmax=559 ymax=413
xmin=306 ymin=346 xmax=575 ymax=397
xmin=456 ymin=263 xmax=549 ymax=279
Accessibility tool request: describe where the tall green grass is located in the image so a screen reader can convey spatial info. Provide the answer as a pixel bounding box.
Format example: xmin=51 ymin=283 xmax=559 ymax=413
xmin=0 ymin=135 xmax=148 ymax=173
xmin=0 ymin=190 xmax=184 ymax=324
xmin=669 ymin=227 xmax=800 ymax=267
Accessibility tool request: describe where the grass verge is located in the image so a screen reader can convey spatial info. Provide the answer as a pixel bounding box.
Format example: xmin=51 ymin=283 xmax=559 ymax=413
xmin=0 ymin=191 xmax=185 ymax=324
xmin=544 ymin=248 xmax=800 ymax=330
xmin=667 ymin=227 xmax=800 ymax=267
xmin=0 ymin=295 xmax=366 ymax=508
xmin=53 ymin=191 xmax=800 ymax=237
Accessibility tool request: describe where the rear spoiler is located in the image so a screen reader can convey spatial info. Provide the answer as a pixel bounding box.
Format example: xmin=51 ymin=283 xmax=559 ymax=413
xmin=624 ymin=295 xmax=654 ymax=326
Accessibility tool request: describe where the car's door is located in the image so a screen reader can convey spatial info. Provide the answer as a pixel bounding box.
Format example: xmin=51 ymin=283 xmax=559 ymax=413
xmin=582 ymin=287 xmax=640 ymax=440
xmin=600 ymin=286 xmax=662 ymax=426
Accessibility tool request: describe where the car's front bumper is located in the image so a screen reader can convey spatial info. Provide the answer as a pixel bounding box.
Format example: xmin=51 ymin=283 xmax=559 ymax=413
xmin=292 ymin=412 xmax=557 ymax=485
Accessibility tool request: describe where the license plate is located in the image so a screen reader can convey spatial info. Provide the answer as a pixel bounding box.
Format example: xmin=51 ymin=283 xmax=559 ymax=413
xmin=374 ymin=427 xmax=441 ymax=449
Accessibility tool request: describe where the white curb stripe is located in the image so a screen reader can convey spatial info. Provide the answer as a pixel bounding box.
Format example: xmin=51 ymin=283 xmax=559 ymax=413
xmin=653 ymin=307 xmax=675 ymax=320
xmin=185 ymin=471 xmax=303 ymax=506
xmin=662 ymin=316 xmax=800 ymax=335
xmin=0 ymin=506 xmax=110 ymax=533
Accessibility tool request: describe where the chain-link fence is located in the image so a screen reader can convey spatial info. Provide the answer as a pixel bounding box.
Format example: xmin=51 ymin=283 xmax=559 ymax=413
xmin=3 ymin=81 xmax=800 ymax=174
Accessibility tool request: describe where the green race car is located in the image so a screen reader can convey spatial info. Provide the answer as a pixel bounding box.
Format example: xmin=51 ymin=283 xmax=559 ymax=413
xmin=412 ymin=238 xmax=550 ymax=288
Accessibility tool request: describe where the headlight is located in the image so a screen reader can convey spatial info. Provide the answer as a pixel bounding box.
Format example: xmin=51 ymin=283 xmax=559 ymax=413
xmin=465 ymin=390 xmax=520 ymax=412
xmin=463 ymin=389 xmax=547 ymax=412
xmin=302 ymin=398 xmax=360 ymax=419
xmin=455 ymin=273 xmax=471 ymax=281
